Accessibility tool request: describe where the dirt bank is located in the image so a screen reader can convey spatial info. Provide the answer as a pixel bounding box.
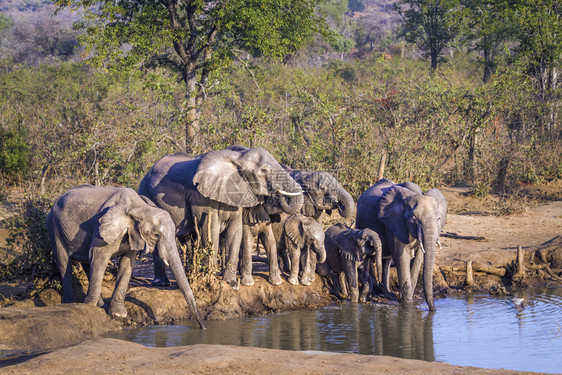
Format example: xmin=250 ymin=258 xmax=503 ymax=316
xmin=1 ymin=338 xmax=545 ymax=375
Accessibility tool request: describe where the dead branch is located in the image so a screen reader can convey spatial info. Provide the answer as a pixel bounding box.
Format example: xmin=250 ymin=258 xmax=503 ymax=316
xmin=466 ymin=260 xmax=476 ymax=287
xmin=441 ymin=232 xmax=486 ymax=241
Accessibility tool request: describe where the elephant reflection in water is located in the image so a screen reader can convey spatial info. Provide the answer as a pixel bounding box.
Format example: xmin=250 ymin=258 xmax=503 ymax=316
xmin=374 ymin=305 xmax=435 ymax=361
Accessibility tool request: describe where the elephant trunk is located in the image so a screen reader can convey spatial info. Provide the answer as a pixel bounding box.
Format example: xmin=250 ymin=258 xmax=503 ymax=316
xmin=165 ymin=242 xmax=207 ymax=329
xmin=336 ymin=186 xmax=356 ymax=219
xmin=314 ymin=243 xmax=327 ymax=264
xmin=278 ymin=191 xmax=304 ymax=215
xmin=422 ymin=234 xmax=437 ymax=311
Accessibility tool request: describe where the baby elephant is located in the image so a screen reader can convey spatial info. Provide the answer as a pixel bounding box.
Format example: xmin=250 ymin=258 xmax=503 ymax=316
xmin=317 ymin=223 xmax=382 ymax=303
xmin=278 ymin=214 xmax=326 ymax=286
xmin=47 ymin=185 xmax=205 ymax=328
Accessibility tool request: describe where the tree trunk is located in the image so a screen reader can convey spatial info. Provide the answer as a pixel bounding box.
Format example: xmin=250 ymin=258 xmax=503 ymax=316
xmin=430 ymin=51 xmax=438 ymax=70
xmin=185 ymin=74 xmax=200 ymax=154
xmin=483 ymin=48 xmax=492 ymax=83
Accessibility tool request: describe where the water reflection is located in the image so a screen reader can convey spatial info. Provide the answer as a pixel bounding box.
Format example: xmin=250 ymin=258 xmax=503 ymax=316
xmin=107 ymin=287 xmax=562 ymax=373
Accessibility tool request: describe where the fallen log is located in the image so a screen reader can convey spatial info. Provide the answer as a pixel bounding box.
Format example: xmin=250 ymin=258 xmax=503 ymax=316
xmin=441 ymin=232 xmax=486 ymax=241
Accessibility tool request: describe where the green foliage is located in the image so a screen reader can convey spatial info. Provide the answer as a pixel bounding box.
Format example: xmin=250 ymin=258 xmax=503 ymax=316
xmin=0 ymin=127 xmax=30 ymax=179
xmin=0 ymin=197 xmax=54 ymax=282
xmin=396 ymin=0 xmax=460 ymax=69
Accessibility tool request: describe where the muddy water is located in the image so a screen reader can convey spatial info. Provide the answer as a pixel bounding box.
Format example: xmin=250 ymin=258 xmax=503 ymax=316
xmin=107 ymin=287 xmax=562 ymax=373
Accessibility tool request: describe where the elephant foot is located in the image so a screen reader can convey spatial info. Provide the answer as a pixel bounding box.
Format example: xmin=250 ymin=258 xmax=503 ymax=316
xmin=109 ymin=304 xmax=128 ymax=318
xmin=224 ymin=277 xmax=240 ymax=290
xmin=151 ymin=276 xmax=170 ymax=287
xmin=268 ymin=275 xmax=283 ymax=286
xmin=300 ymin=277 xmax=312 ymax=286
xmin=288 ymin=277 xmax=299 ymax=285
xmin=241 ymin=274 xmax=255 ymax=286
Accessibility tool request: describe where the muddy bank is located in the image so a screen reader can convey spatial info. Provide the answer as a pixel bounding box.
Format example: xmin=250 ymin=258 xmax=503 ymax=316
xmin=0 ymin=272 xmax=332 ymax=355
xmin=1 ymin=338 xmax=542 ymax=375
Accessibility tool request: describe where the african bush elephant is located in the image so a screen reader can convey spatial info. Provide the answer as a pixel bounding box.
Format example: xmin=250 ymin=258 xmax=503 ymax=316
xmin=138 ymin=148 xmax=303 ymax=289
xmin=47 ymin=185 xmax=206 ymax=328
xmin=356 ymin=179 xmax=447 ymax=311
xmin=277 ymin=214 xmax=326 ymax=286
xmin=317 ymin=223 xmax=383 ymax=303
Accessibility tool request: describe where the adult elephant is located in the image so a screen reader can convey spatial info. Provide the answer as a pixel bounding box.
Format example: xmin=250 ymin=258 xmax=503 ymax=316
xmin=138 ymin=148 xmax=303 ymax=289
xmin=47 ymin=185 xmax=206 ymax=328
xmin=356 ymin=179 xmax=447 ymax=311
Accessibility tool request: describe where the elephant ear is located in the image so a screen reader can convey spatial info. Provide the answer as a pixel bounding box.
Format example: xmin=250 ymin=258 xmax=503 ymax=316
xmin=378 ymin=186 xmax=416 ymax=244
xmin=284 ymin=215 xmax=305 ymax=249
xmin=243 ymin=205 xmax=271 ymax=225
xmin=193 ymin=150 xmax=260 ymax=207
xmin=300 ymin=193 xmax=320 ymax=218
xmin=126 ymin=207 xmax=149 ymax=252
xmin=425 ymin=188 xmax=448 ymax=231
xmin=98 ymin=205 xmax=131 ymax=245
xmin=335 ymin=231 xmax=363 ymax=263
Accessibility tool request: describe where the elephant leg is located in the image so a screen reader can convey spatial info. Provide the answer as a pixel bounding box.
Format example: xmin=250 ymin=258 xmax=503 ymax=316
xmin=263 ymin=227 xmax=282 ymax=285
xmin=288 ymin=247 xmax=301 ymax=285
xmin=222 ymin=220 xmax=241 ymax=290
xmin=81 ymin=262 xmax=104 ymax=307
xmin=339 ymin=272 xmax=348 ymax=297
xmin=52 ymin=236 xmax=74 ymax=303
xmin=393 ymin=238 xmax=414 ymax=303
xmin=240 ymin=226 xmax=255 ymax=286
xmin=410 ymin=243 xmax=424 ymax=292
xmin=300 ymin=249 xmax=313 ymax=286
xmin=151 ymin=245 xmax=170 ymax=287
xmin=381 ymin=258 xmax=397 ymax=299
xmin=359 ymin=262 xmax=371 ymax=302
xmin=344 ymin=260 xmax=359 ymax=303
xmin=85 ymin=244 xmax=112 ymax=307
xmin=108 ymin=251 xmax=136 ymax=318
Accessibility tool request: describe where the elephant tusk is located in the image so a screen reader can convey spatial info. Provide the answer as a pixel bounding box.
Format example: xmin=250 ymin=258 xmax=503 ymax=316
xmin=163 ymin=258 xmax=170 ymax=268
xmin=419 ymin=241 xmax=426 ymax=254
xmin=437 ymin=239 xmax=442 ymax=249
xmin=277 ymin=189 xmax=302 ymax=196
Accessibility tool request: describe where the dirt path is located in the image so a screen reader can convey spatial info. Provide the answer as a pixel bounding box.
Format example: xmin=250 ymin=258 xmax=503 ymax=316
xmin=1 ymin=338 xmax=545 ymax=375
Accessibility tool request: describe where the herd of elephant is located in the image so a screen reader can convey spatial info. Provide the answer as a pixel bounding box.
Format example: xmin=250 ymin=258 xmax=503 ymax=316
xmin=47 ymin=146 xmax=447 ymax=330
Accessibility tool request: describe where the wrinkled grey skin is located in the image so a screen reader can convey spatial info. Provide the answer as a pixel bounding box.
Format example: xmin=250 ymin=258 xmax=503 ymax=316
xmin=269 ymin=167 xmax=356 ymax=280
xmin=356 ymin=179 xmax=447 ymax=311
xmin=138 ymin=148 xmax=303 ymax=289
xmin=277 ymin=214 xmax=326 ymax=286
xmin=47 ymin=185 xmax=206 ymax=328
xmin=317 ymin=223 xmax=382 ymax=303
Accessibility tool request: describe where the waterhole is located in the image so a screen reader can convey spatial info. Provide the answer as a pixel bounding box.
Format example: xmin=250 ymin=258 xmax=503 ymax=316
xmin=106 ymin=287 xmax=562 ymax=373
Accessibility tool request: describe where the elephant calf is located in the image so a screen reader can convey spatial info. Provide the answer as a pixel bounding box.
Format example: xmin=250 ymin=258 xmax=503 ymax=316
xmin=316 ymin=223 xmax=382 ymax=303
xmin=47 ymin=185 xmax=205 ymax=328
xmin=277 ymin=214 xmax=326 ymax=286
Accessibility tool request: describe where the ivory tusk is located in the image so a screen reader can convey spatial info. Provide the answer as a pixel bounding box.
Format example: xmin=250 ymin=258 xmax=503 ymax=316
xmin=437 ymin=239 xmax=442 ymax=249
xmin=163 ymin=258 xmax=170 ymax=268
xmin=277 ymin=189 xmax=302 ymax=196
xmin=419 ymin=241 xmax=426 ymax=254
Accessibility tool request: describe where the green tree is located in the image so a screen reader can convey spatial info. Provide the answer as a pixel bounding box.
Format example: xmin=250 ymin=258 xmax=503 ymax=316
xmin=395 ymin=0 xmax=459 ymax=70
xmin=55 ymin=0 xmax=327 ymax=152
xmin=458 ymin=0 xmax=514 ymax=83
xmin=511 ymin=0 xmax=561 ymax=101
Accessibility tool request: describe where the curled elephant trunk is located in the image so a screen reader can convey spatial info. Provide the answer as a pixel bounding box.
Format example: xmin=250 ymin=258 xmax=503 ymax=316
xmin=315 ymin=244 xmax=327 ymax=264
xmin=165 ymin=242 xmax=207 ymax=329
xmin=278 ymin=191 xmax=304 ymax=215
xmin=336 ymin=186 xmax=356 ymax=219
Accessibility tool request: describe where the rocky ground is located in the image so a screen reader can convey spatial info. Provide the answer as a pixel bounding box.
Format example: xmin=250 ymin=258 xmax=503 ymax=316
xmin=0 ymin=181 xmax=561 ymax=374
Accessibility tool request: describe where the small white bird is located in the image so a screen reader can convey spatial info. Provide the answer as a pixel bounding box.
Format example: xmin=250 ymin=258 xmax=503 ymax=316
xmin=512 ymin=297 xmax=525 ymax=309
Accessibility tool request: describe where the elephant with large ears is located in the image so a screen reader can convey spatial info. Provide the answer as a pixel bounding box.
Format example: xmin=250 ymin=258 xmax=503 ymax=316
xmin=138 ymin=148 xmax=303 ymax=289
xmin=277 ymin=214 xmax=326 ymax=286
xmin=317 ymin=223 xmax=383 ymax=303
xmin=47 ymin=185 xmax=206 ymax=328
xmin=356 ymin=179 xmax=447 ymax=311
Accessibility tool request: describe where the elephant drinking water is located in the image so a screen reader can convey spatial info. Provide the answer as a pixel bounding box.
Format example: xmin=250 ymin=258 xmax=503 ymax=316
xmin=47 ymin=185 xmax=206 ymax=328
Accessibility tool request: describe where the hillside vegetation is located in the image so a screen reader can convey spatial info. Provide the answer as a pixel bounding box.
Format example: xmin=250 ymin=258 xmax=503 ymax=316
xmin=0 ymin=0 xmax=560 ymax=284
